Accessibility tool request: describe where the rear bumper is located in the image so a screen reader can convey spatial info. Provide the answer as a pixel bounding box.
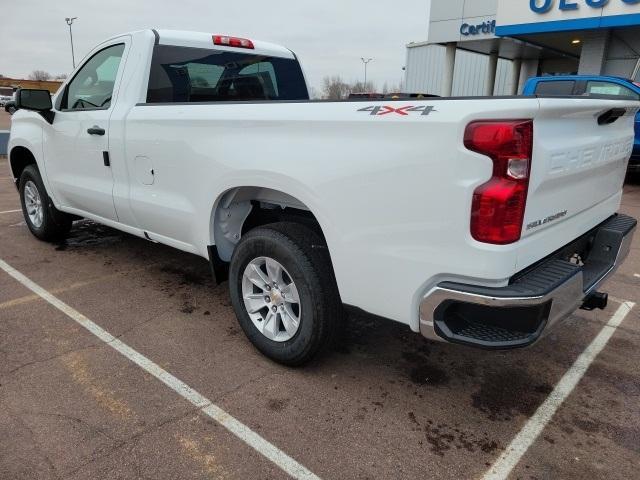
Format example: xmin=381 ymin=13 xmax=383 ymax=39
xmin=419 ymin=214 xmax=636 ymax=349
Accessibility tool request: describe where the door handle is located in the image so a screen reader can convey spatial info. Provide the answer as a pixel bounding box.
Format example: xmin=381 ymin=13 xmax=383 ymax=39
xmin=87 ymin=125 xmax=105 ymax=136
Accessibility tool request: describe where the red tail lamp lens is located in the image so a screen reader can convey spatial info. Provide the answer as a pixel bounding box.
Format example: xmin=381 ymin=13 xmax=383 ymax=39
xmin=464 ymin=120 xmax=533 ymax=245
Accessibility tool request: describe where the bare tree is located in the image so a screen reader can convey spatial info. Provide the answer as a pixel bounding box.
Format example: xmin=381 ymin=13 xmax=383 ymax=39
xmin=385 ymin=83 xmax=404 ymax=94
xmin=308 ymin=86 xmax=321 ymax=100
xmin=321 ymin=76 xmax=351 ymax=100
xmin=349 ymin=81 xmax=376 ymax=94
xmin=54 ymin=73 xmax=68 ymax=80
xmin=29 ymin=70 xmax=52 ymax=81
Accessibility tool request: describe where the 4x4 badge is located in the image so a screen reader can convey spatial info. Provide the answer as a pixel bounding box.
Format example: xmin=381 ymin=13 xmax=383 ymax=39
xmin=358 ymin=105 xmax=437 ymax=116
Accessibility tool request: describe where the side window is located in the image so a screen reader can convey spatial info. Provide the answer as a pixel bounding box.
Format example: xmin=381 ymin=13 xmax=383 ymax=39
xmin=534 ymin=80 xmax=576 ymax=96
xmin=64 ymin=43 xmax=125 ymax=110
xmin=585 ymin=81 xmax=640 ymax=100
xmin=146 ymin=45 xmax=309 ymax=103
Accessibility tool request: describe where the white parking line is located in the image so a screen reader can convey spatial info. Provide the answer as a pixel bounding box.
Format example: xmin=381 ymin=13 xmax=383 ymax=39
xmin=483 ymin=300 xmax=635 ymax=480
xmin=634 ymin=274 xmax=640 ymax=279
xmin=0 ymin=209 xmax=21 ymax=215
xmin=0 ymin=257 xmax=321 ymax=480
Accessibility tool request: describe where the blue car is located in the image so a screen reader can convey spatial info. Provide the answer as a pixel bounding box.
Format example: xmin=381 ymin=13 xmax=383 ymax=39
xmin=523 ymin=75 xmax=640 ymax=173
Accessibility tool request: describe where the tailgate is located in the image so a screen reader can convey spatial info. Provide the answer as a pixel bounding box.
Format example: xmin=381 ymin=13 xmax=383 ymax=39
xmin=522 ymin=98 xmax=638 ymax=246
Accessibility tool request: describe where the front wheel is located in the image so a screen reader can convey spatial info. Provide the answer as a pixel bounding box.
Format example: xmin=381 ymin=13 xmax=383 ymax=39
xmin=229 ymin=222 xmax=341 ymax=366
xmin=19 ymin=165 xmax=73 ymax=242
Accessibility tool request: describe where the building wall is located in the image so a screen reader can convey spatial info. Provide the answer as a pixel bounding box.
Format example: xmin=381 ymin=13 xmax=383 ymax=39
xmin=578 ymin=30 xmax=610 ymax=75
xmin=410 ymin=0 xmax=640 ymax=98
xmin=0 ymin=78 xmax=63 ymax=94
xmin=405 ymin=44 xmax=515 ymax=96
xmin=603 ymin=31 xmax=640 ymax=79
xmin=428 ymin=0 xmax=498 ymax=43
xmin=405 ymin=44 xmax=446 ymax=95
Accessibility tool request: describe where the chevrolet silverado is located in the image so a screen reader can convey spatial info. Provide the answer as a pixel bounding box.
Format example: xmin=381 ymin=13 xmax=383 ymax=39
xmin=8 ymin=30 xmax=638 ymax=365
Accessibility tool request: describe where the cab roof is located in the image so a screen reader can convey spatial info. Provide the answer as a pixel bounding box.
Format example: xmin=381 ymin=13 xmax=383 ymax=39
xmin=153 ymin=29 xmax=295 ymax=60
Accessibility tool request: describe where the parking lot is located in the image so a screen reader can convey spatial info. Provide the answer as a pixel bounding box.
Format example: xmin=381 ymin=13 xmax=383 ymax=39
xmin=1 ymin=140 xmax=639 ymax=478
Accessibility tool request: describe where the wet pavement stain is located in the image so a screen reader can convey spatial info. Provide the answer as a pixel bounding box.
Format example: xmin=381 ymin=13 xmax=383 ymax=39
xmin=180 ymin=303 xmax=196 ymax=314
xmin=267 ymin=398 xmax=290 ymax=412
xmin=402 ymin=352 xmax=450 ymax=387
xmin=471 ymin=368 xmax=554 ymax=421
xmin=412 ymin=416 xmax=502 ymax=457
xmin=408 ymin=411 xmax=420 ymax=426
xmin=160 ymin=264 xmax=209 ymax=286
xmin=55 ymin=220 xmax=122 ymax=251
xmin=408 ymin=363 xmax=450 ymax=387
xmin=589 ymin=361 xmax=640 ymax=396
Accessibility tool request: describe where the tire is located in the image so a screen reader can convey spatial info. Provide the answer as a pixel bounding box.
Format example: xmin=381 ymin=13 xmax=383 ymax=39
xmin=19 ymin=165 xmax=73 ymax=242
xmin=229 ymin=222 xmax=342 ymax=366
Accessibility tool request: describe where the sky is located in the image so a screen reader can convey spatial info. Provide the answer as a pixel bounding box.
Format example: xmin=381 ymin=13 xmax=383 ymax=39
xmin=0 ymin=0 xmax=430 ymax=95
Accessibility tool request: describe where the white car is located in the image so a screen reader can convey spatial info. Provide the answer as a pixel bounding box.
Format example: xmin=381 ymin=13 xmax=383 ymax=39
xmin=7 ymin=30 xmax=638 ymax=365
xmin=0 ymin=95 xmax=12 ymax=106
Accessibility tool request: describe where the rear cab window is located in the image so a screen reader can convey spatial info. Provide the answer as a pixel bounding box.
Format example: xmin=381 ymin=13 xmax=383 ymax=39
xmin=533 ymin=80 xmax=576 ymax=96
xmin=146 ymin=45 xmax=309 ymax=103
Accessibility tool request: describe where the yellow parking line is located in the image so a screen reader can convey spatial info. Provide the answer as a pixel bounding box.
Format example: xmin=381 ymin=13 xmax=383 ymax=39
xmin=0 ymin=265 xmax=157 ymax=310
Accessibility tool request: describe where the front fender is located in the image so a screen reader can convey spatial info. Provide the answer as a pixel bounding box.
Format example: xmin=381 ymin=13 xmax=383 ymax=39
xmin=7 ymin=112 xmax=54 ymax=198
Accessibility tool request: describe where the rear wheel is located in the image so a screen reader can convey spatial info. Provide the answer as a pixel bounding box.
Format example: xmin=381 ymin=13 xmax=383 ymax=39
xmin=19 ymin=165 xmax=73 ymax=242
xmin=229 ymin=222 xmax=341 ymax=366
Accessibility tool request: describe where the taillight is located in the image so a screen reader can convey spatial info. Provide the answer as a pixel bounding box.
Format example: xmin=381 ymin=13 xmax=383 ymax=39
xmin=212 ymin=35 xmax=255 ymax=49
xmin=464 ymin=120 xmax=533 ymax=245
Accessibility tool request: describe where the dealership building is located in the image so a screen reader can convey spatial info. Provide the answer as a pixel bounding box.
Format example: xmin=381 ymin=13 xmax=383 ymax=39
xmin=404 ymin=0 xmax=640 ymax=96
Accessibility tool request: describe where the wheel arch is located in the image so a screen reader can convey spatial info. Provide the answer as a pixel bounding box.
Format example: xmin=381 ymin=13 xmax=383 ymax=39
xmin=8 ymin=145 xmax=38 ymax=189
xmin=210 ymin=186 xmax=330 ymax=263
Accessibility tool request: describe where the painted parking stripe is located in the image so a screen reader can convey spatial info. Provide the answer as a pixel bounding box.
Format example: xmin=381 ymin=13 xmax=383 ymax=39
xmin=0 ymin=209 xmax=21 ymax=215
xmin=0 ymin=257 xmax=321 ymax=480
xmin=634 ymin=274 xmax=640 ymax=279
xmin=483 ymin=300 xmax=635 ymax=480
xmin=0 ymin=265 xmax=160 ymax=310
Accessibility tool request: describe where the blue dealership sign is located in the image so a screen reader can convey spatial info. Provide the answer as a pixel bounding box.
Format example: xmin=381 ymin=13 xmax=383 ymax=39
xmin=530 ymin=0 xmax=640 ymax=14
xmin=497 ymin=0 xmax=640 ymax=36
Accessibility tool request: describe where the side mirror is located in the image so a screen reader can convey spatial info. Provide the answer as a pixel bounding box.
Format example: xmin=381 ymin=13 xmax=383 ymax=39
xmin=15 ymin=89 xmax=52 ymax=111
xmin=14 ymin=89 xmax=55 ymax=123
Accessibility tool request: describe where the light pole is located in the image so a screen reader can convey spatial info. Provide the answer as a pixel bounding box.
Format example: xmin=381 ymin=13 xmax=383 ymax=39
xmin=360 ymin=57 xmax=373 ymax=90
xmin=65 ymin=17 xmax=78 ymax=69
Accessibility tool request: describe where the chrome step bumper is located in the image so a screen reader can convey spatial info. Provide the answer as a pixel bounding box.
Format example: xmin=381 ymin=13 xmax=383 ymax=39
xmin=419 ymin=214 xmax=636 ymax=349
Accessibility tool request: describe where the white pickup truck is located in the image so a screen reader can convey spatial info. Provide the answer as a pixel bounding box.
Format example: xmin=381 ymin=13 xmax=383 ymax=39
xmin=8 ymin=30 xmax=638 ymax=365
